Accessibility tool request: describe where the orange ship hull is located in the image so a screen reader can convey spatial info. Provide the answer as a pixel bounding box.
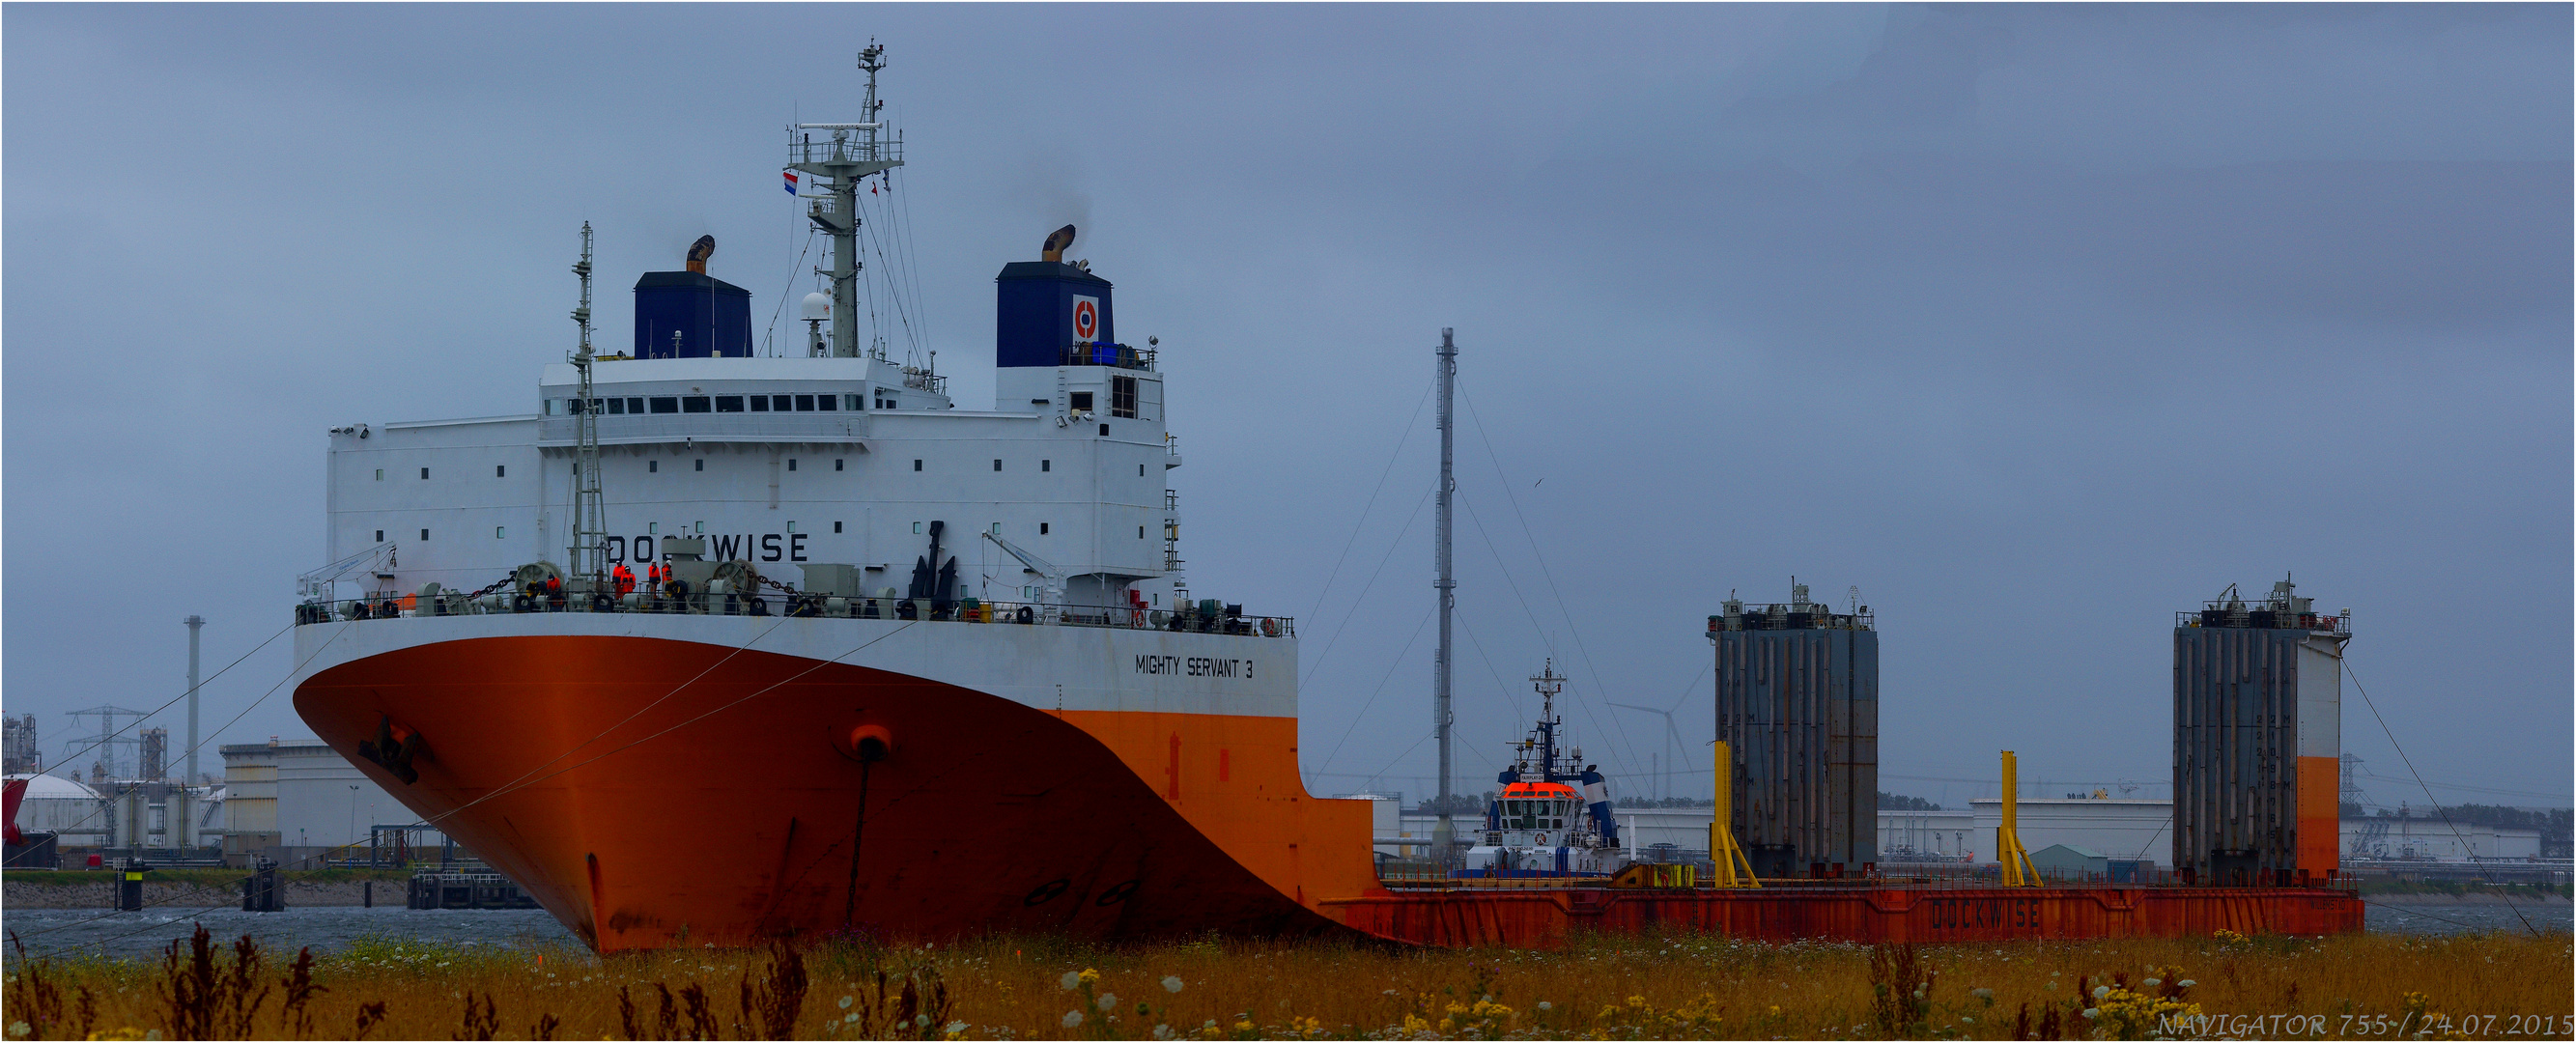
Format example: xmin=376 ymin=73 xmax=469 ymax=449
xmin=296 ymin=629 xmax=2365 ymax=951
xmin=294 ymin=634 xmax=1377 ymax=951
xmin=1334 ymin=884 xmax=2364 ymax=946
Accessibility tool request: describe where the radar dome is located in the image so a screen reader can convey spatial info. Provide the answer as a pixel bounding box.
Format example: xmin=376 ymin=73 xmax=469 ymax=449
xmin=801 ymin=293 xmax=832 ymax=320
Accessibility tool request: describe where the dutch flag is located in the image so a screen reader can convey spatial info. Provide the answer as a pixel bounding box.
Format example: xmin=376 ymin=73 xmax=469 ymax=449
xmin=782 ymin=170 xmax=799 ymax=195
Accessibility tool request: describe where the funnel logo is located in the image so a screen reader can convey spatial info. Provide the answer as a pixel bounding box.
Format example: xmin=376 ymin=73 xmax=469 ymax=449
xmin=1071 ymin=296 xmax=1100 ymax=341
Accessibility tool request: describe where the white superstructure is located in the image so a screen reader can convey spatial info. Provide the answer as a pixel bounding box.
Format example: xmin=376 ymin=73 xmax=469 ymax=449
xmin=322 ymin=352 xmax=1183 ymax=611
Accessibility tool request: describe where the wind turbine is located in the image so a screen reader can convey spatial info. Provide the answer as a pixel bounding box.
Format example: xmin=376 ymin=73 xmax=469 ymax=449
xmin=1605 ymin=700 xmax=1685 ymax=802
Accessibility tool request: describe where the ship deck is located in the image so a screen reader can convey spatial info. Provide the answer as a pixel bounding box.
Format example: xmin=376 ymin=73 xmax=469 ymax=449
xmin=1334 ymin=881 xmax=2364 ymax=947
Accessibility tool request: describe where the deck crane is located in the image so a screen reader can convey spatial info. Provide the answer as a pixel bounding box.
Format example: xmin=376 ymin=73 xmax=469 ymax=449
xmin=980 ymin=531 xmax=1064 ymax=614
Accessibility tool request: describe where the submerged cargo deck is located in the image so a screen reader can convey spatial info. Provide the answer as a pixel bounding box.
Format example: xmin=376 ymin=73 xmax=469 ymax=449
xmin=1334 ymin=882 xmax=2364 ymax=947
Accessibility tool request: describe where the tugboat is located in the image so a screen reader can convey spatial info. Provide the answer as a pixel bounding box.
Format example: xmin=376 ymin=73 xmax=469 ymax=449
xmin=1461 ymin=662 xmax=1623 ymax=877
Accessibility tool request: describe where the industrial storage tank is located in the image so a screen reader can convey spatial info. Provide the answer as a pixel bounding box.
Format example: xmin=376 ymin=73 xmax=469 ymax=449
xmin=1709 ymin=582 xmax=1879 ymax=878
xmin=2171 ymin=578 xmax=2348 ymax=886
xmin=4 ymin=773 xmax=103 ymax=835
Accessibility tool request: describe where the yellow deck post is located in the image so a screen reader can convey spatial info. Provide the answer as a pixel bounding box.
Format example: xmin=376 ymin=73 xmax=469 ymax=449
xmin=1708 ymin=740 xmax=1759 ymax=888
xmin=1997 ymin=749 xmax=2040 ymax=887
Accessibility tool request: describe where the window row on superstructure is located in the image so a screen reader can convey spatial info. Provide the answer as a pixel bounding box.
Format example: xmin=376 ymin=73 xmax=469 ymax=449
xmin=548 ymin=392 xmax=880 ymax=415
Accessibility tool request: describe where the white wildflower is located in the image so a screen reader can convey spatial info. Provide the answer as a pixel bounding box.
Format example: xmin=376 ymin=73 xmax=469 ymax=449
xmin=7 ymin=1022 xmax=29 ymax=1038
xmin=1970 ymin=988 xmax=1995 ymax=1001
xmin=841 ymin=996 xmax=856 ymax=1010
xmin=1537 ymin=1001 xmax=1553 ymax=1011
xmin=1062 ymin=971 xmax=1084 ymax=991
xmin=2082 ymin=1008 xmax=2101 ymax=1020
xmin=2143 ymin=977 xmax=2162 ymax=988
xmin=1163 ymin=975 xmax=1185 ymax=994
xmin=1097 ymin=993 xmax=1118 ymax=1011
xmin=1062 ymin=1010 xmax=1087 ymax=1029
xmin=2178 ymin=979 xmax=2196 ymax=988
xmin=2093 ymin=985 xmax=2111 ymax=1000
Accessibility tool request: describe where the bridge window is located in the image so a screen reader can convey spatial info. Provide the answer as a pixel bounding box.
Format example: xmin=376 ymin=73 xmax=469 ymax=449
xmin=649 ymin=397 xmax=678 ymax=414
xmin=608 ymin=397 xmax=626 ymax=414
xmin=715 ymin=396 xmax=744 ymax=412
xmin=682 ymin=396 xmax=710 ymax=413
xmin=1069 ymin=391 xmax=1093 ymax=412
xmin=1111 ymin=375 xmax=1138 ymax=418
xmin=749 ymin=395 xmax=770 ymax=412
xmin=795 ymin=395 xmax=815 ymax=411
xmin=816 ymin=394 xmax=836 ymax=411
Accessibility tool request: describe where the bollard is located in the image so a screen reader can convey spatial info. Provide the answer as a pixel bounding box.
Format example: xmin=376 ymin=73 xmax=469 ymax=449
xmin=241 ymin=858 xmax=284 ymax=912
xmin=364 ymin=880 xmax=373 ymax=908
xmin=117 ymin=860 xmax=147 ymax=912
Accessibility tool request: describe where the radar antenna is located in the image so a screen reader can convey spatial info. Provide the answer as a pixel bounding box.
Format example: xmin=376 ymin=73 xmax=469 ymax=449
xmin=569 ymin=223 xmax=609 ymax=590
xmin=787 ymin=42 xmax=904 ymax=359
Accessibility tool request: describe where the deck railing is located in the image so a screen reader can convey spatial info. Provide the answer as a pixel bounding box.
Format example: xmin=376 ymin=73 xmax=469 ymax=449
xmin=297 ymin=592 xmax=1291 ymax=637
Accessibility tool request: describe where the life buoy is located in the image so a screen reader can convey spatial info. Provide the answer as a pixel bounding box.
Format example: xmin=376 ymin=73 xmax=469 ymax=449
xmin=1534 ymin=832 xmax=1548 ymax=845
xmin=1260 ymin=617 xmax=1281 ymax=637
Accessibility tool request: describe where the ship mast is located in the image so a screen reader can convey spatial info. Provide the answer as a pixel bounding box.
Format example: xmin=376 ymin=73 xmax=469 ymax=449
xmin=1432 ymin=327 xmax=1458 ymax=863
xmin=788 ymin=42 xmax=904 ymax=360
xmin=1530 ymin=660 xmax=1564 ymax=779
xmin=569 ymin=223 xmax=609 ymax=587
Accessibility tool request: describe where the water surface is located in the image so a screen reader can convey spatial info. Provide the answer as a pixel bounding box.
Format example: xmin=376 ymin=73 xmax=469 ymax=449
xmin=6 ymin=906 xmax=575 ymax=963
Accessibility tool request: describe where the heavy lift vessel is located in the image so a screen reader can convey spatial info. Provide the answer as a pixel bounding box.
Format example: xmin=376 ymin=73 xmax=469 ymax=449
xmin=289 ymin=48 xmax=2359 ymax=950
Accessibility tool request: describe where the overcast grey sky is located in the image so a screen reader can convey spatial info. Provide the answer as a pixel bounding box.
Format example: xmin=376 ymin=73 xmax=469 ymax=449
xmin=7 ymin=4 xmax=2567 ymax=812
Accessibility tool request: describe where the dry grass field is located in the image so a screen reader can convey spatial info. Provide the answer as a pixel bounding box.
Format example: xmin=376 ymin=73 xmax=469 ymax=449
xmin=5 ymin=926 xmax=2567 ymax=1040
